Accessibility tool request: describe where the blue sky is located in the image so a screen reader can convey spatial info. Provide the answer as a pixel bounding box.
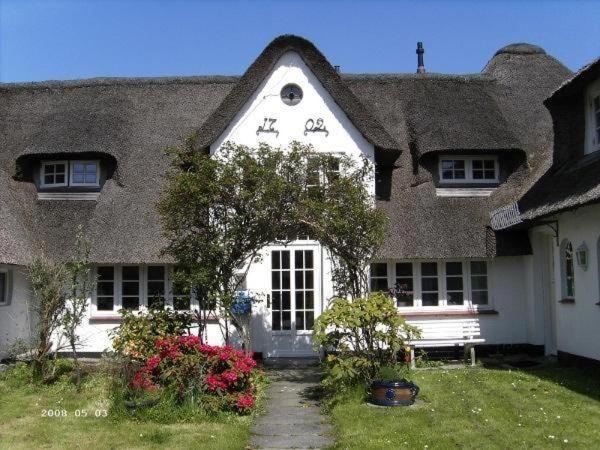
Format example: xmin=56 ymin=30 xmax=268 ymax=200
xmin=1 ymin=0 xmax=599 ymax=82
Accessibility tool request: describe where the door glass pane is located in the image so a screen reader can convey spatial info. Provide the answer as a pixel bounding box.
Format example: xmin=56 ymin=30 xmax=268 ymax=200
xmin=271 ymin=251 xmax=291 ymax=330
xmin=294 ymin=250 xmax=315 ymax=331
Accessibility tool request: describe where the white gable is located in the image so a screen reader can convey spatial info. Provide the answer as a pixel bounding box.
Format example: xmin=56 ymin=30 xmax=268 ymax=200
xmin=210 ymin=51 xmax=374 ymax=163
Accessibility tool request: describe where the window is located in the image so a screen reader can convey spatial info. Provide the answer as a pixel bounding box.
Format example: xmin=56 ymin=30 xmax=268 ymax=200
xmin=172 ymin=267 xmax=191 ymax=310
xmin=421 ymin=262 xmax=439 ymax=306
xmin=446 ymin=262 xmax=464 ymax=305
xmin=271 ymin=250 xmax=291 ymax=331
xmin=561 ymin=241 xmax=575 ymax=299
xmin=305 ymin=155 xmax=342 ymax=189
xmin=41 ymin=161 xmax=68 ymax=187
xmin=70 ymin=161 xmax=99 ymax=186
xmin=147 ymin=266 xmax=166 ymax=309
xmin=280 ymin=84 xmax=303 ymax=106
xmin=294 ymin=250 xmax=315 ymax=331
xmin=0 ymin=272 xmax=5 ymax=305
xmin=96 ymin=266 xmax=114 ymax=311
xmin=470 ymin=261 xmax=488 ymax=305
xmin=439 ymin=156 xmax=498 ymax=183
xmin=586 ymin=81 xmax=600 ymax=154
xmin=40 ymin=160 xmax=100 ymax=188
xmin=394 ymin=263 xmax=413 ymax=307
xmin=370 ymin=263 xmax=388 ymax=292
xmin=121 ymin=266 xmax=140 ymax=310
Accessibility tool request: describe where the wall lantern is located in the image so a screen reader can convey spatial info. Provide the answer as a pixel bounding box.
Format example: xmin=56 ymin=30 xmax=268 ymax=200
xmin=576 ymin=242 xmax=588 ymax=270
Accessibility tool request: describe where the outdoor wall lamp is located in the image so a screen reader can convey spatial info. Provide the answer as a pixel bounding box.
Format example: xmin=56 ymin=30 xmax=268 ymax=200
xmin=576 ymin=242 xmax=588 ymax=270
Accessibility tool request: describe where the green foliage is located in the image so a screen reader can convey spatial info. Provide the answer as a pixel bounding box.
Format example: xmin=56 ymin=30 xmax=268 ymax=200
xmin=110 ymin=309 xmax=192 ymax=361
xmin=314 ymin=292 xmax=420 ymax=390
xmin=375 ymin=364 xmax=410 ymax=381
xmin=157 ymin=139 xmax=388 ymax=347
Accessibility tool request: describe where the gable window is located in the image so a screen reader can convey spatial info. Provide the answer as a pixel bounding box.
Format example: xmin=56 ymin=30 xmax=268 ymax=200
xmin=586 ymin=88 xmax=600 ymax=154
xmin=41 ymin=161 xmax=68 ymax=187
xmin=439 ymin=156 xmax=498 ymax=183
xmin=561 ymin=240 xmax=575 ymax=299
xmin=70 ymin=161 xmax=99 ymax=186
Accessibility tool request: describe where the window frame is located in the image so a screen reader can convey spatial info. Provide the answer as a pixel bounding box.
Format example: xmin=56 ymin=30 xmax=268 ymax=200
xmin=439 ymin=155 xmax=499 ymax=184
xmin=69 ymin=160 xmax=100 ymax=187
xmin=560 ymin=240 xmax=576 ymax=300
xmin=0 ymin=269 xmax=10 ymax=306
xmin=40 ymin=160 xmax=69 ymax=188
xmin=370 ymin=260 xmax=492 ymax=311
xmin=585 ymin=81 xmax=600 ymax=155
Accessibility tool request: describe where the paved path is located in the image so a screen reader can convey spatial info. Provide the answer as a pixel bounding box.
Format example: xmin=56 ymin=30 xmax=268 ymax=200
xmin=250 ymin=360 xmax=334 ymax=449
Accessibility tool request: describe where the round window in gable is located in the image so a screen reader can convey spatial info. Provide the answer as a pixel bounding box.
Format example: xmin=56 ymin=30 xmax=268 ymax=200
xmin=280 ymin=84 xmax=303 ymax=106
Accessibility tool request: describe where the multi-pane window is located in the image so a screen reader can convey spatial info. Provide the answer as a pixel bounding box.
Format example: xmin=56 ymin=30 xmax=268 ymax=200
xmin=0 ymin=272 xmax=6 ymax=305
xmin=563 ymin=242 xmax=575 ymax=298
xmin=421 ymin=262 xmax=439 ymax=306
xmin=70 ymin=161 xmax=99 ymax=186
xmin=440 ymin=159 xmax=466 ymax=180
xmin=294 ymin=250 xmax=315 ymax=331
xmin=172 ymin=269 xmax=192 ymax=310
xmin=147 ymin=266 xmax=166 ymax=309
xmin=121 ymin=266 xmax=140 ymax=310
xmin=594 ymin=95 xmax=600 ymax=148
xmin=305 ymin=155 xmax=341 ymax=189
xmin=41 ymin=161 xmax=68 ymax=187
xmin=588 ymin=92 xmax=600 ymax=153
xmin=370 ymin=263 xmax=388 ymax=292
xmin=395 ymin=263 xmax=413 ymax=307
xmin=41 ymin=160 xmax=99 ymax=188
xmin=271 ymin=251 xmax=291 ymax=331
xmin=439 ymin=156 xmax=498 ymax=183
xmin=446 ymin=262 xmax=464 ymax=305
xmin=470 ymin=261 xmax=489 ymax=305
xmin=96 ymin=266 xmax=115 ymax=311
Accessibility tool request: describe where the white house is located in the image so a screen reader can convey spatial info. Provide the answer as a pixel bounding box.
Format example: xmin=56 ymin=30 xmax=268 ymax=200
xmin=2 ymin=35 xmax=597 ymax=364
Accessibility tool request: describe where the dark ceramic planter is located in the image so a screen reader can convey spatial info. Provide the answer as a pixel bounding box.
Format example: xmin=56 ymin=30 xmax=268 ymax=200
xmin=369 ymin=379 xmax=420 ymax=406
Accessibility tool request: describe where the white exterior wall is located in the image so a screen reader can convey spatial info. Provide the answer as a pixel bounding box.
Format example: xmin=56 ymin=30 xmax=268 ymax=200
xmin=0 ymin=265 xmax=34 ymax=359
xmin=531 ymin=204 xmax=600 ymax=361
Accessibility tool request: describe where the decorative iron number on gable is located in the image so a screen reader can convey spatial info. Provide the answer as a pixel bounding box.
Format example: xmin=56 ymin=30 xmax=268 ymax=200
xmin=304 ymin=118 xmax=329 ymax=136
xmin=256 ymin=117 xmax=279 ymax=137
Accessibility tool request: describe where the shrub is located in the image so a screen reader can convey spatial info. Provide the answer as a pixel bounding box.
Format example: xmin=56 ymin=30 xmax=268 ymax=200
xmin=129 ymin=335 xmax=260 ymax=414
xmin=314 ymin=292 xmax=420 ymax=391
xmin=111 ymin=309 xmax=192 ymax=361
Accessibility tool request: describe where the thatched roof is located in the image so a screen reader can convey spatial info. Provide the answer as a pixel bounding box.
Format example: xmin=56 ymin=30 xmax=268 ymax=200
xmin=511 ymin=58 xmax=600 ymax=223
xmin=0 ymin=36 xmax=571 ymax=264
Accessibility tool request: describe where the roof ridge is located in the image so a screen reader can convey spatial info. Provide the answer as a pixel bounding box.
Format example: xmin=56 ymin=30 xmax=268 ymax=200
xmin=0 ymin=75 xmax=240 ymax=91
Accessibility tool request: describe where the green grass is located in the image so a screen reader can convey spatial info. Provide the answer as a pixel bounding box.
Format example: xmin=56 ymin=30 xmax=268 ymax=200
xmin=329 ymin=364 xmax=600 ymax=449
xmin=0 ymin=363 xmax=252 ymax=450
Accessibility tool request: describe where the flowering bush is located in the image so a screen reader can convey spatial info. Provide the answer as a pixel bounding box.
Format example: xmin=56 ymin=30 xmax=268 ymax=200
xmin=130 ymin=335 xmax=259 ymax=413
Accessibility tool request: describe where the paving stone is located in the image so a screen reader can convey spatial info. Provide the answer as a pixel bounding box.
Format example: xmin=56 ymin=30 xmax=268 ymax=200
xmin=251 ymin=365 xmax=334 ymax=449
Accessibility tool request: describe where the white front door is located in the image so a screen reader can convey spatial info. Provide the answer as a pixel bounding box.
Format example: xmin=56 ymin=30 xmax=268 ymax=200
xmin=265 ymin=245 xmax=321 ymax=357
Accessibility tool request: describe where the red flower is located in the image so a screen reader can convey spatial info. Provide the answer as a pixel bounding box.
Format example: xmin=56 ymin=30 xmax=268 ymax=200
xmin=222 ymin=371 xmax=238 ymax=384
xmin=236 ymin=394 xmax=255 ymax=411
xmin=146 ymin=355 xmax=161 ymax=371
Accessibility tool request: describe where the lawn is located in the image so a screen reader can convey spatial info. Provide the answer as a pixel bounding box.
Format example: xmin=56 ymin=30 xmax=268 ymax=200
xmin=0 ymin=363 xmax=252 ymax=450
xmin=329 ymin=364 xmax=600 ymax=449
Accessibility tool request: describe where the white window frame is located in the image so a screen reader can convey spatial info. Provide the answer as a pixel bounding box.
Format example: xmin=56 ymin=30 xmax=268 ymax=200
xmin=371 ymin=260 xmax=493 ymax=311
xmin=40 ymin=160 xmax=69 ymax=188
xmin=439 ymin=155 xmax=499 ymax=184
xmin=585 ymin=79 xmax=600 ymax=155
xmin=69 ymin=160 xmax=100 ymax=187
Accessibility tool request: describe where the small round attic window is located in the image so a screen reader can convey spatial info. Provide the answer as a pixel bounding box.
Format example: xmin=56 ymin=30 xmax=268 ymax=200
xmin=280 ymin=84 xmax=303 ymax=106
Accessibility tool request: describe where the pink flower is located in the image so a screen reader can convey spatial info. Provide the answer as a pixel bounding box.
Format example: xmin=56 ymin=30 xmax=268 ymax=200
xmin=222 ymin=371 xmax=238 ymax=384
xmin=236 ymin=394 xmax=255 ymax=411
xmin=146 ymin=355 xmax=161 ymax=371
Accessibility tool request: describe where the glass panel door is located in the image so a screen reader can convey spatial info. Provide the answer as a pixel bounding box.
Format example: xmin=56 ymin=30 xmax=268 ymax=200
xmin=271 ymin=250 xmax=291 ymax=331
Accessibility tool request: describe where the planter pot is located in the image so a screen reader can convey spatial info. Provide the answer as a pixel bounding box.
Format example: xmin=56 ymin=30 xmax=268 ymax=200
xmin=369 ymin=379 xmax=419 ymax=406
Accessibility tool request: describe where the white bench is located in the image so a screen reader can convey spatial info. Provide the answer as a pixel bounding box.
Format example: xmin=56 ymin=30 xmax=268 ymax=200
xmin=406 ymin=318 xmax=485 ymax=368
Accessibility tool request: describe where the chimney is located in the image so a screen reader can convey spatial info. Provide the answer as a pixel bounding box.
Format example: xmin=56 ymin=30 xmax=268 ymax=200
xmin=416 ymin=42 xmax=425 ymax=74
xmin=334 ymin=65 xmax=341 ymax=73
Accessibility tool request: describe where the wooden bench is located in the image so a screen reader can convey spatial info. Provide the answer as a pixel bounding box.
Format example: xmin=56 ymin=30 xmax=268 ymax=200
xmin=406 ymin=318 xmax=485 ymax=368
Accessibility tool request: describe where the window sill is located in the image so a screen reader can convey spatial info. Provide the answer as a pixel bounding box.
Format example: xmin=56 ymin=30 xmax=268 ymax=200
xmin=399 ymin=309 xmax=498 ymax=318
xmin=89 ymin=310 xmax=220 ymax=324
xmin=558 ymin=298 xmax=575 ymax=304
xmin=435 ymin=188 xmax=495 ymax=197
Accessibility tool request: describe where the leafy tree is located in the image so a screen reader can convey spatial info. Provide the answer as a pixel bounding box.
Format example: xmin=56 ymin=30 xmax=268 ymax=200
xmin=158 ymin=138 xmax=388 ymax=348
